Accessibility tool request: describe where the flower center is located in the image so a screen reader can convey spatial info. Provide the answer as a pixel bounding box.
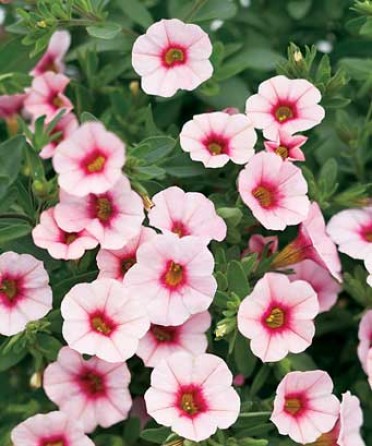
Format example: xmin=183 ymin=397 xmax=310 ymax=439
xmin=208 ymin=142 xmax=223 ymax=156
xmin=91 ymin=314 xmax=114 ymax=336
xmin=307 ymin=431 xmax=338 ymax=446
xmin=284 ymin=397 xmax=302 ymax=416
xmin=64 ymin=232 xmax=78 ymax=245
xmin=252 ymin=185 xmax=275 ymax=208
xmin=121 ymin=257 xmax=136 ymax=275
xmin=95 ymin=197 xmax=113 ymax=222
xmin=151 ymin=324 xmax=176 ymax=342
xmin=164 ymin=261 xmax=183 ymax=288
xmin=361 ymin=225 xmax=372 ymax=242
xmin=275 ymin=145 xmax=289 ymax=159
xmin=52 ymin=95 xmax=64 ymax=108
xmin=80 ymin=370 xmax=105 ymax=395
xmin=265 ymin=307 xmax=285 ymax=329
xmin=164 ymin=47 xmax=185 ymax=66
xmin=42 ymin=439 xmax=66 ymax=446
xmin=181 ymin=392 xmax=199 ymax=415
xmin=0 ymin=279 xmax=18 ymax=300
xmin=275 ymin=105 xmax=293 ymax=122
xmin=43 ymin=60 xmax=58 ymax=74
xmin=86 ymin=155 xmax=106 ymax=173
xmin=171 ymin=221 xmax=188 ymax=237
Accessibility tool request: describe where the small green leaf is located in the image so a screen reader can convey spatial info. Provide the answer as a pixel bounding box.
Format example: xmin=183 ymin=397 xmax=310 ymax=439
xmin=227 ymin=260 xmax=250 ymax=297
xmin=0 ymin=135 xmax=25 ymax=200
xmin=234 ymin=333 xmax=257 ymax=377
xmin=140 ymin=427 xmax=172 ymax=444
xmin=116 ymin=0 xmax=153 ymax=28
xmin=133 ymin=136 xmax=176 ymax=164
xmin=0 ymin=338 xmax=27 ymax=372
xmin=80 ymin=111 xmax=99 ymax=123
xmin=86 ymin=23 xmax=122 ymax=40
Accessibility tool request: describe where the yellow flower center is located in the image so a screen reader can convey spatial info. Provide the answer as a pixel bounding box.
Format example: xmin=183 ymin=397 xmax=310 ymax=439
xmin=252 ymin=185 xmax=274 ymax=208
xmin=164 ymin=261 xmax=183 ymax=287
xmin=52 ymin=96 xmax=64 ymax=108
xmin=91 ymin=316 xmax=112 ymax=336
xmin=64 ymin=232 xmax=78 ymax=245
xmin=81 ymin=371 xmax=104 ymax=394
xmin=164 ymin=48 xmax=185 ymax=66
xmin=265 ymin=307 xmax=285 ymax=329
xmin=0 ymin=279 xmax=17 ymax=300
xmin=284 ymin=397 xmax=302 ymax=415
xmin=121 ymin=257 xmax=136 ymax=275
xmin=96 ymin=197 xmax=113 ymax=222
xmin=86 ymin=155 xmax=106 ymax=173
xmin=44 ymin=441 xmax=64 ymax=446
xmin=208 ymin=142 xmax=223 ymax=156
xmin=275 ymin=145 xmax=289 ymax=159
xmin=181 ymin=392 xmax=199 ymax=415
xmin=275 ymin=106 xmax=293 ymax=122
xmin=151 ymin=325 xmax=174 ymax=342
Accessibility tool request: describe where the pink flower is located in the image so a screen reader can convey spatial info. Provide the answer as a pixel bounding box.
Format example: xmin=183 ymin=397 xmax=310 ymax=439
xmin=357 ymin=310 xmax=372 ymax=374
xmin=11 ymin=411 xmax=94 ymax=446
xmin=246 ymin=75 xmax=325 ymax=139
xmin=289 ymin=260 xmax=341 ymax=313
xmin=243 ymin=234 xmax=278 ymax=259
xmin=24 ymin=72 xmax=73 ymax=122
xmin=97 ymin=226 xmax=156 ymax=280
xmin=238 ymin=152 xmax=310 ymax=230
xmin=53 ymin=122 xmax=126 ymax=197
xmin=368 ymin=349 xmax=372 ymax=389
xmin=272 ymin=202 xmax=342 ymax=282
xmin=144 ymin=352 xmax=240 ymax=442
xmin=31 ymin=30 xmax=71 ymax=76
xmin=0 ymin=252 xmax=52 ymax=336
xmin=264 ymin=129 xmax=307 ymax=161
xmin=130 ymin=396 xmax=151 ymax=429
xmin=61 ymin=278 xmax=149 ymax=363
xmin=132 ymin=19 xmax=213 ymax=97
xmin=237 ymin=272 xmax=318 ymax=362
xmin=180 ymin=112 xmax=257 ymax=168
xmin=136 ymin=311 xmax=211 ymax=368
xmin=233 ymin=374 xmax=245 ymax=387
xmin=271 ymin=370 xmax=340 ymax=444
xmin=43 ymin=347 xmax=132 ymax=433
xmin=124 ymin=234 xmax=217 ymax=326
xmin=55 ymin=176 xmax=144 ymax=250
xmin=32 ymin=207 xmax=98 ymax=260
xmin=148 ymin=186 xmax=227 ymax=242
xmin=0 ymin=93 xmax=25 ymax=119
xmin=365 ymin=254 xmax=372 ymax=287
xmin=327 ymin=207 xmax=372 ymax=260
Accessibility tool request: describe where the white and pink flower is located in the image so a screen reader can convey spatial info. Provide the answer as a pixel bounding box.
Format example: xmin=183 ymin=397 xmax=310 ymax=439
xmin=0 ymin=252 xmax=52 ymax=336
xmin=43 ymin=347 xmax=132 ymax=433
xmin=237 ymin=272 xmax=318 ymax=362
xmin=180 ymin=112 xmax=257 ymax=168
xmin=148 ymin=186 xmax=226 ymax=242
xmin=124 ymin=234 xmax=217 ymax=326
xmin=144 ymin=352 xmax=240 ymax=442
xmin=243 ymin=234 xmax=278 ymax=259
xmin=11 ymin=411 xmax=94 ymax=446
xmin=55 ymin=176 xmax=144 ymax=250
xmin=132 ymin=19 xmax=213 ymax=97
xmin=61 ymin=278 xmax=149 ymax=363
xmin=32 ymin=207 xmax=98 ymax=260
xmin=53 ymin=122 xmax=126 ymax=197
xmin=136 ymin=311 xmax=211 ymax=368
xmin=264 ymin=129 xmax=307 ymax=161
xmin=246 ymin=75 xmax=325 ymax=139
xmin=0 ymin=93 xmax=25 ymax=119
xmin=357 ymin=310 xmax=372 ymax=375
xmin=271 ymin=370 xmax=340 ymax=444
xmin=238 ymin=152 xmax=310 ymax=230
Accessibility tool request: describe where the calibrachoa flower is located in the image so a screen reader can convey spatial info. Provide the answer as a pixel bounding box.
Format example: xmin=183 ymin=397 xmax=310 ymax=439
xmin=124 ymin=234 xmax=217 ymax=326
xmin=271 ymin=370 xmax=340 ymax=444
xmin=148 ymin=186 xmax=227 ymax=242
xmin=327 ymin=207 xmax=372 ymax=260
xmin=11 ymin=411 xmax=94 ymax=446
xmin=246 ymin=75 xmax=325 ymax=139
xmin=144 ymin=352 xmax=240 ymax=442
xmin=31 ymin=30 xmax=71 ymax=76
xmin=53 ymin=122 xmax=126 ymax=197
xmin=24 ymin=72 xmax=73 ymax=122
xmin=0 ymin=93 xmax=25 ymax=119
xmin=238 ymin=152 xmax=310 ymax=230
xmin=272 ymin=202 xmax=342 ymax=282
xmin=242 ymin=234 xmax=278 ymax=259
xmin=96 ymin=226 xmax=156 ymax=280
xmin=180 ymin=111 xmax=257 ymax=168
xmin=61 ymin=278 xmax=149 ymax=363
xmin=55 ymin=176 xmax=144 ymax=250
xmin=264 ymin=129 xmax=307 ymax=161
xmin=357 ymin=310 xmax=372 ymax=374
xmin=237 ymin=272 xmax=318 ymax=362
xmin=289 ymin=260 xmax=341 ymax=313
xmin=0 ymin=252 xmax=52 ymax=336
xmin=132 ymin=19 xmax=213 ymax=97
xmin=32 ymin=207 xmax=98 ymax=260
xmin=136 ymin=311 xmax=211 ymax=368
xmin=43 ymin=347 xmax=132 ymax=433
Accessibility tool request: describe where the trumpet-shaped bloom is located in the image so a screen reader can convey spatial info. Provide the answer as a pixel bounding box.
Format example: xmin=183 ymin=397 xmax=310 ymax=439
xmin=0 ymin=252 xmax=52 ymax=336
xmin=271 ymin=370 xmax=340 ymax=444
xmin=0 ymin=93 xmax=25 ymax=119
xmin=238 ymin=152 xmax=310 ymax=230
xmin=39 ymin=113 xmax=78 ymax=159
xmin=148 ymin=186 xmax=226 ymax=242
xmin=357 ymin=310 xmax=372 ymax=374
xmin=264 ymin=129 xmax=307 ymax=161
xmin=246 ymin=75 xmax=325 ymax=139
xmin=242 ymin=234 xmax=278 ymax=259
xmin=237 ymin=272 xmax=319 ymax=362
xmin=132 ymin=19 xmax=213 ymax=97
xmin=43 ymin=347 xmax=132 ymax=433
xmin=180 ymin=112 xmax=257 ymax=168
xmin=53 ymin=122 xmax=126 ymax=197
xmin=144 ymin=352 xmax=240 ymax=442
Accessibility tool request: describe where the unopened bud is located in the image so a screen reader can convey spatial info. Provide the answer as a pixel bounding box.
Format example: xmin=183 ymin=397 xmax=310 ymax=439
xmin=142 ymin=195 xmax=154 ymax=211
xmin=36 ymin=20 xmax=47 ymax=29
xmin=215 ymin=323 xmax=228 ymax=338
xmin=129 ymin=81 xmax=140 ymax=96
xmin=30 ymin=371 xmax=43 ymax=389
xmin=293 ymin=50 xmax=303 ymax=63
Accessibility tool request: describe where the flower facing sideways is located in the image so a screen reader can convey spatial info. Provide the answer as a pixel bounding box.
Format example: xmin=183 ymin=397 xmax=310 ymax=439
xmin=357 ymin=310 xmax=372 ymax=375
xmin=264 ymin=129 xmax=307 ymax=161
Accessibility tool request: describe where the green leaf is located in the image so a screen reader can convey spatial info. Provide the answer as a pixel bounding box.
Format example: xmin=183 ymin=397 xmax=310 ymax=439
xmin=287 ymin=0 xmax=312 ymax=20
xmin=36 ymin=334 xmax=62 ymax=362
xmin=140 ymin=427 xmax=172 ymax=444
xmin=217 ymin=207 xmax=243 ymax=228
xmin=0 ymin=135 xmax=25 ymax=200
xmin=86 ymin=23 xmax=122 ymax=40
xmin=360 ymin=17 xmax=372 ymax=36
xmin=0 ymin=222 xmax=32 ymax=244
xmin=80 ymin=111 xmax=99 ymax=123
xmin=116 ymin=0 xmax=153 ymax=28
xmin=193 ymin=0 xmax=238 ymax=21
xmin=227 ymin=260 xmax=250 ymax=297
xmin=234 ymin=333 xmax=257 ymax=377
xmin=0 ymin=339 xmax=27 ymax=372
xmin=133 ymin=136 xmax=176 ymax=164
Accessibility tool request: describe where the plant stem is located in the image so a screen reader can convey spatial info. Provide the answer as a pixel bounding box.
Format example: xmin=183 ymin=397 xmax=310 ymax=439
xmin=0 ymin=213 xmax=34 ymax=225
xmin=238 ymin=411 xmax=272 ymax=418
xmin=184 ymin=0 xmax=209 ymax=22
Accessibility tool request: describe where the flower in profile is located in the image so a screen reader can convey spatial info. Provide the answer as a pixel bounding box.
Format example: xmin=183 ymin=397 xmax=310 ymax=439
xmin=97 ymin=226 xmax=156 ymax=280
xmin=272 ymin=202 xmax=342 ymax=282
xmin=289 ymin=260 xmax=341 ymax=313
xmin=55 ymin=176 xmax=144 ymax=250
xmin=327 ymin=207 xmax=372 ymax=260
xmin=11 ymin=411 xmax=94 ymax=446
xmin=136 ymin=312 xmax=211 ymax=368
xmin=124 ymin=234 xmax=217 ymax=326
xmin=0 ymin=93 xmax=25 ymax=119
xmin=264 ymin=129 xmax=307 ymax=161
xmin=0 ymin=252 xmax=52 ymax=336
xmin=32 ymin=207 xmax=98 ymax=260
xmin=43 ymin=347 xmax=132 ymax=433
xmin=144 ymin=352 xmax=240 ymax=442
xmin=357 ymin=310 xmax=372 ymax=375
xmin=180 ymin=112 xmax=257 ymax=168
xmin=61 ymin=278 xmax=149 ymax=363
xmin=148 ymin=186 xmax=227 ymax=242
xmin=53 ymin=122 xmax=126 ymax=197
xmin=237 ymin=272 xmax=318 ymax=362
xmin=24 ymin=72 xmax=73 ymax=122
xmin=31 ymin=30 xmax=71 ymax=76
xmin=238 ymin=152 xmax=310 ymax=230
xmin=242 ymin=234 xmax=278 ymax=259
xmin=132 ymin=19 xmax=213 ymax=97
xmin=246 ymin=75 xmax=325 ymax=139
xmin=271 ymin=370 xmax=340 ymax=444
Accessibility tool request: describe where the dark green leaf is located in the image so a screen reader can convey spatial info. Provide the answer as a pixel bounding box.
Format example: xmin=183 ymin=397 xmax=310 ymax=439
xmin=116 ymin=0 xmax=153 ymax=28
xmin=86 ymin=23 xmax=122 ymax=40
xmin=0 ymin=135 xmax=25 ymax=200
